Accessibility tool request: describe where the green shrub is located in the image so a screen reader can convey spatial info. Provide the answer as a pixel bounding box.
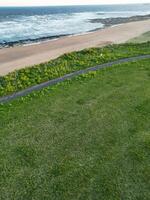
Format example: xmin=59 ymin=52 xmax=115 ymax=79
xmin=0 ymin=42 xmax=150 ymax=97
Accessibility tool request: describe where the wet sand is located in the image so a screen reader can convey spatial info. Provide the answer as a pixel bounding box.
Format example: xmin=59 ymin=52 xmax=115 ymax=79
xmin=0 ymin=19 xmax=150 ymax=76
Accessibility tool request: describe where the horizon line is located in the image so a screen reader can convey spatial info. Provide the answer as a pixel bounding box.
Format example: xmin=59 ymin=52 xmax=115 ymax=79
xmin=0 ymin=3 xmax=149 ymax=7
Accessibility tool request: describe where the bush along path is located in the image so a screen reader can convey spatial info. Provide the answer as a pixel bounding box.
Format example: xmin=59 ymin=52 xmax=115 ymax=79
xmin=0 ymin=54 xmax=150 ymax=103
xmin=0 ymin=43 xmax=150 ymax=97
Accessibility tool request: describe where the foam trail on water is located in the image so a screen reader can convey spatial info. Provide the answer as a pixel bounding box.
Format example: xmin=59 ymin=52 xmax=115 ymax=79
xmin=0 ymin=4 xmax=149 ymax=47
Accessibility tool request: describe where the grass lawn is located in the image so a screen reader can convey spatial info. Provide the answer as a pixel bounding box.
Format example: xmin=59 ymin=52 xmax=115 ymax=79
xmin=128 ymin=32 xmax=150 ymax=43
xmin=0 ymin=59 xmax=150 ymax=200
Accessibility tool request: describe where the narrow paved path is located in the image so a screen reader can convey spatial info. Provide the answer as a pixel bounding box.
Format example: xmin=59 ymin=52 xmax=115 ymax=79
xmin=0 ymin=54 xmax=150 ymax=103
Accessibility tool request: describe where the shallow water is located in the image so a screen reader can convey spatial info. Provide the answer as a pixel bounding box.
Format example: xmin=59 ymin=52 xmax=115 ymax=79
xmin=0 ymin=4 xmax=150 ymax=46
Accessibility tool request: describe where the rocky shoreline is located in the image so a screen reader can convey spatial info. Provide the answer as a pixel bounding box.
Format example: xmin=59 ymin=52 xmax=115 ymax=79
xmin=1 ymin=14 xmax=150 ymax=49
xmin=89 ymin=14 xmax=150 ymax=27
xmin=0 ymin=34 xmax=70 ymax=49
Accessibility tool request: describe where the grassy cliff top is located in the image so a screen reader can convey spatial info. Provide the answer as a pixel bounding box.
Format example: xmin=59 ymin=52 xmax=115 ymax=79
xmin=1 ymin=57 xmax=150 ymax=199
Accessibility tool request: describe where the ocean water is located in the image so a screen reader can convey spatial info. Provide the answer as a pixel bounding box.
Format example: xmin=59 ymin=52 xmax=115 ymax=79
xmin=0 ymin=4 xmax=150 ymax=46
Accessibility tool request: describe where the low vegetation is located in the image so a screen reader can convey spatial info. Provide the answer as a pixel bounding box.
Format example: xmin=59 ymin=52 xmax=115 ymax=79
xmin=0 ymin=58 xmax=150 ymax=199
xmin=0 ymin=42 xmax=150 ymax=97
xmin=128 ymin=31 xmax=150 ymax=43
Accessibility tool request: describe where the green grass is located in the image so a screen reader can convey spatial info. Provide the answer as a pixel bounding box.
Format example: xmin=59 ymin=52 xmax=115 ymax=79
xmin=0 ymin=42 xmax=150 ymax=97
xmin=128 ymin=32 xmax=150 ymax=43
xmin=0 ymin=58 xmax=150 ymax=200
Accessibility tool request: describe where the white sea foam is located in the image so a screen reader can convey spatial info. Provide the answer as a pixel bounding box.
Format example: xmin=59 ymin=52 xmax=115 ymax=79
xmin=0 ymin=8 xmax=149 ymax=45
xmin=0 ymin=12 xmax=102 ymax=43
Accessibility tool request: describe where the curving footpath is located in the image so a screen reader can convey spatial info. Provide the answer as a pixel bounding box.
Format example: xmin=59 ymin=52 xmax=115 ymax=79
xmin=0 ymin=54 xmax=150 ymax=103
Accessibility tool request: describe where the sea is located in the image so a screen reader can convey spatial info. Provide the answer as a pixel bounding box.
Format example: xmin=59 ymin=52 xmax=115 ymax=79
xmin=0 ymin=4 xmax=150 ymax=47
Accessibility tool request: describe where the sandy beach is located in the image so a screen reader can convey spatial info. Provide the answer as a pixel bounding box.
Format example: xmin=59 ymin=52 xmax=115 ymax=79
xmin=0 ymin=19 xmax=150 ymax=76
